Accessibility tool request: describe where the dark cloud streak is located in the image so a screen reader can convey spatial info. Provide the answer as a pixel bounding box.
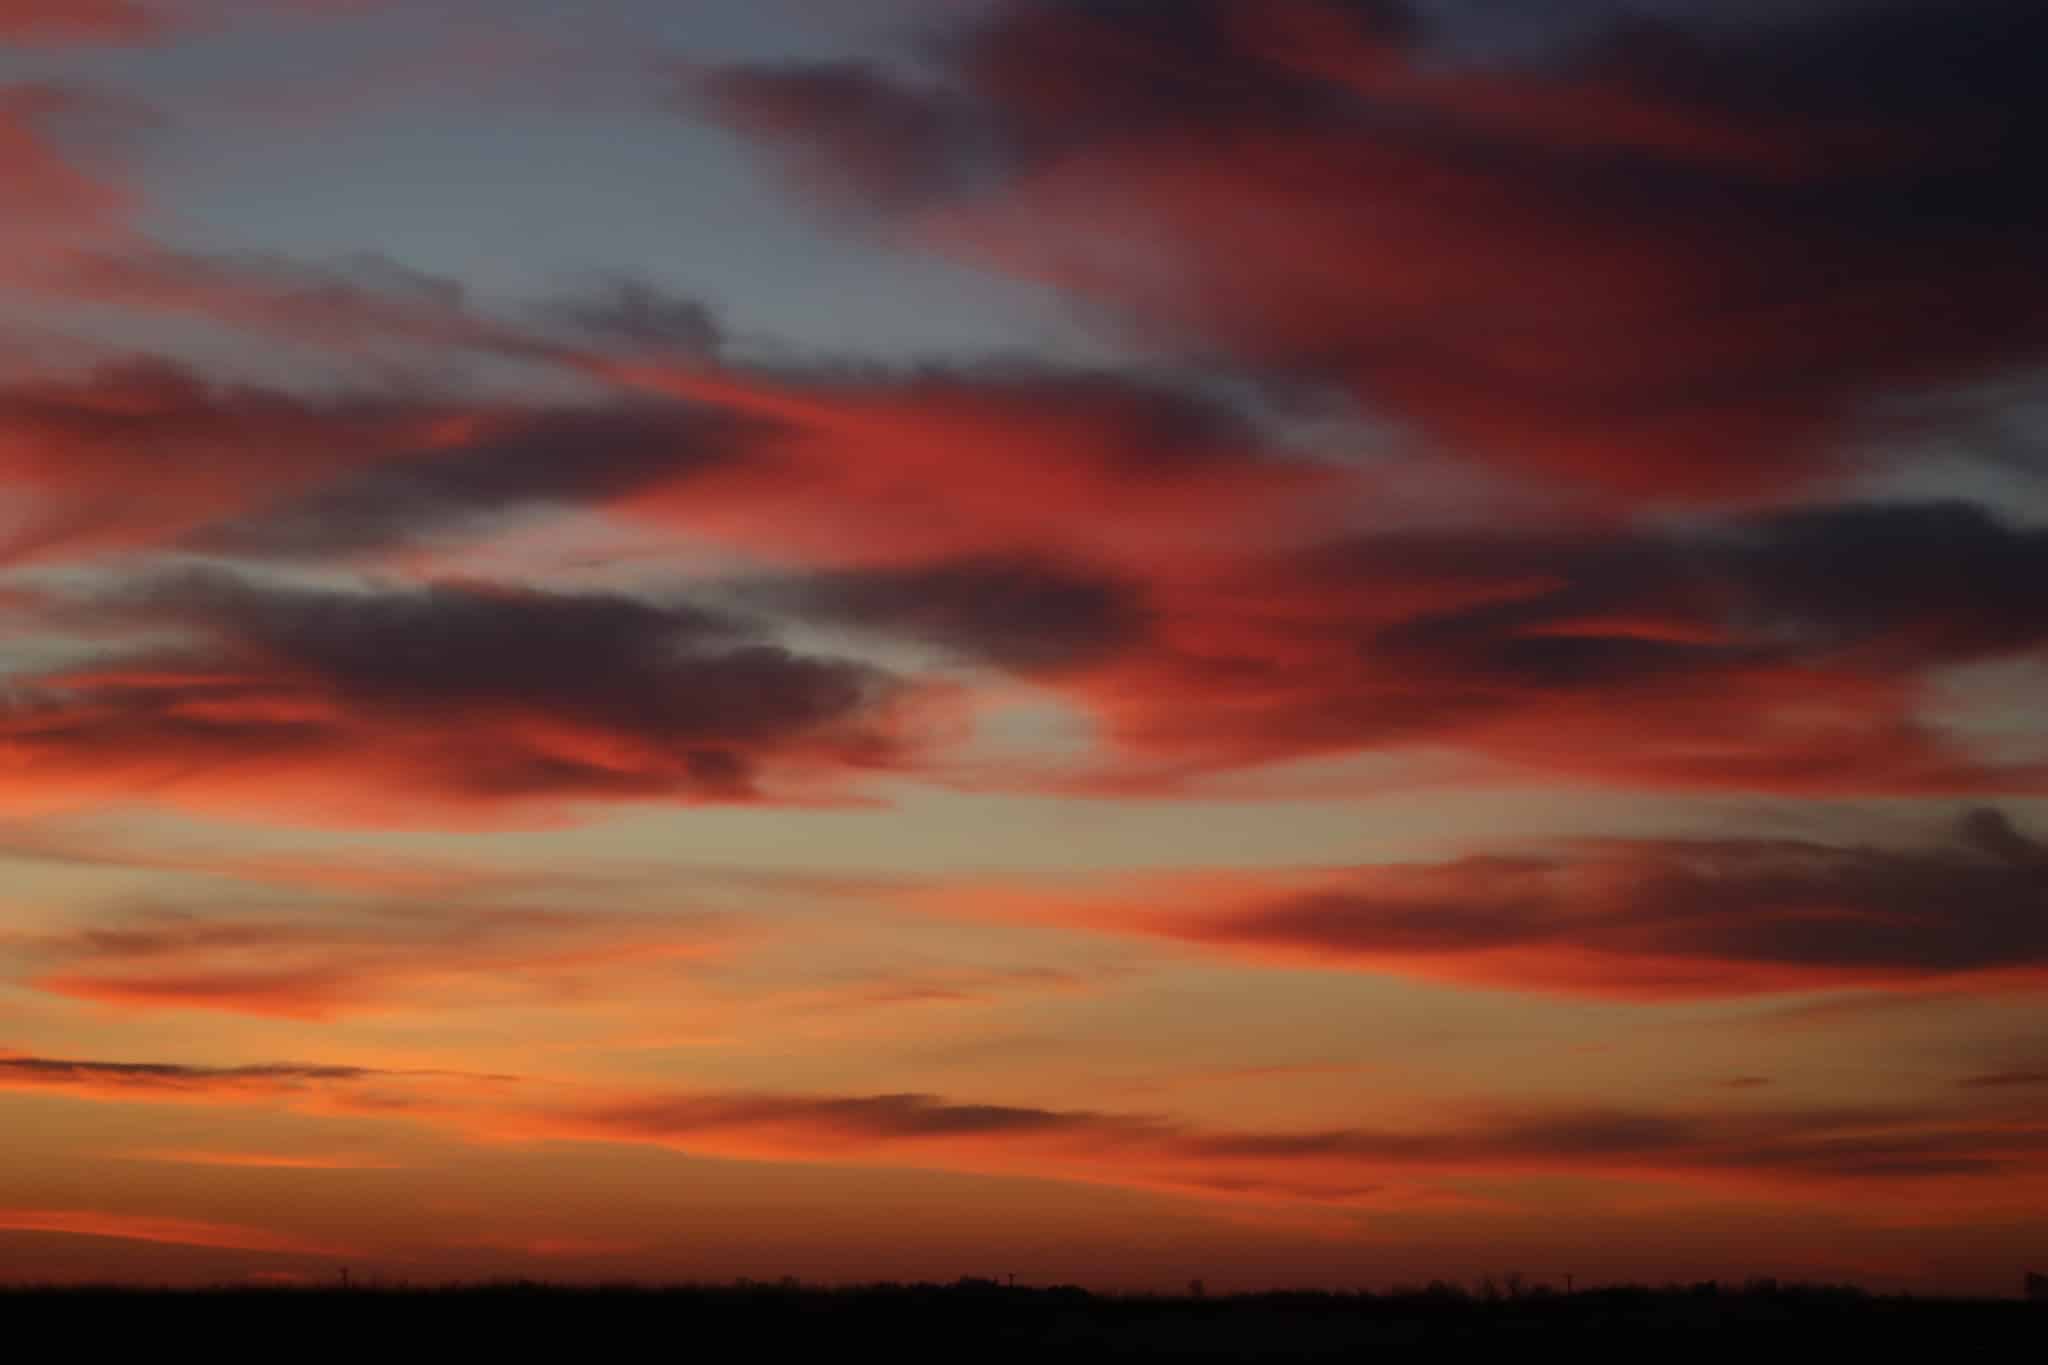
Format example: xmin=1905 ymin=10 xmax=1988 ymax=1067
xmin=0 ymin=572 xmax=923 ymax=820
xmin=1037 ymin=808 xmax=2048 ymax=996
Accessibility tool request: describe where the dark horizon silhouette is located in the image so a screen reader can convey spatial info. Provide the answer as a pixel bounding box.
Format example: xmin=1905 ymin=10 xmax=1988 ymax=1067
xmin=3 ymin=1277 xmax=2042 ymax=1358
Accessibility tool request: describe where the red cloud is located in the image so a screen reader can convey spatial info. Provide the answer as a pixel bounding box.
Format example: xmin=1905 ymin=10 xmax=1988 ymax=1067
xmin=879 ymin=501 xmax=2048 ymax=795
xmin=0 ymin=1 xmax=405 ymax=49
xmin=699 ymin=0 xmax=2048 ymax=502
xmin=0 ymin=1 xmax=2037 ymax=820
xmin=54 ymin=247 xmax=574 ymax=363
xmin=593 ymin=357 xmax=1340 ymax=569
xmin=0 ymin=1 xmax=159 ymax=44
xmin=204 ymin=348 xmax=1342 ymax=582
xmin=0 ymin=360 xmax=477 ymax=563
xmin=4 ymin=346 xmax=2041 ymax=806
xmin=0 ymin=269 xmax=1337 ymax=578
xmin=0 ymin=90 xmax=131 ymax=250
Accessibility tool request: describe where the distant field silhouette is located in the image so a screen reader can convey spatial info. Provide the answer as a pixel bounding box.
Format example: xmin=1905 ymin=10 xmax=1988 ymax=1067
xmin=3 ymin=1278 xmax=2038 ymax=1358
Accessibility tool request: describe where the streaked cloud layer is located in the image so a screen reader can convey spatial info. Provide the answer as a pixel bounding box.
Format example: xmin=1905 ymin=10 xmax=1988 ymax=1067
xmin=0 ymin=0 xmax=2043 ymax=1294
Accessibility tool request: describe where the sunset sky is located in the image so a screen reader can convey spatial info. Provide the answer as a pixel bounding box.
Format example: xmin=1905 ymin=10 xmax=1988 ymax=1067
xmin=1 ymin=0 xmax=2045 ymax=1295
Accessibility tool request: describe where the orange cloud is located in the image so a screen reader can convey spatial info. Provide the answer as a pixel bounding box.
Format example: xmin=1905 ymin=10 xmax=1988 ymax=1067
xmin=22 ymin=900 xmax=732 ymax=1020
xmin=457 ymin=1085 xmax=2048 ymax=1216
xmin=121 ymin=1148 xmax=407 ymax=1170
xmin=0 ymin=820 xmax=507 ymax=896
xmin=12 ymin=1045 xmax=2046 ymax=1216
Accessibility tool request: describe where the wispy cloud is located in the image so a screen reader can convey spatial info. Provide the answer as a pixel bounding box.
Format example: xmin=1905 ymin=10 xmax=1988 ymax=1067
xmin=0 ymin=1206 xmax=353 ymax=1257
xmin=13 ymin=1046 xmax=2046 ymax=1214
xmin=20 ymin=898 xmax=732 ymax=1019
xmin=942 ymin=809 xmax=2048 ymax=998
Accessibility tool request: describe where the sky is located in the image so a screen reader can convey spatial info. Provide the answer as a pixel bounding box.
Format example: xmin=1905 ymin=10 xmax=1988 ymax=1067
xmin=0 ymin=0 xmax=2044 ymax=1295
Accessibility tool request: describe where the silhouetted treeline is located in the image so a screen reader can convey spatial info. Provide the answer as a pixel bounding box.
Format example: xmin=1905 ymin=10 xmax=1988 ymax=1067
xmin=2 ymin=1277 xmax=2038 ymax=1359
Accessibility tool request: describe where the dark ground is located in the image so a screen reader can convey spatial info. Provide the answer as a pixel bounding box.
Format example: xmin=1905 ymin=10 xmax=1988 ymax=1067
xmin=4 ymin=1280 xmax=2040 ymax=1358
